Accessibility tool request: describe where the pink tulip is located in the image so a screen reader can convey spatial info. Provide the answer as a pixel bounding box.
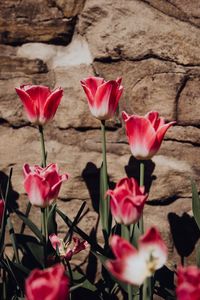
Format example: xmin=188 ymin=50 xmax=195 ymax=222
xmin=0 ymin=199 xmax=5 ymax=225
xmin=49 ymin=234 xmax=88 ymax=260
xmin=176 ymin=266 xmax=200 ymax=300
xmin=23 ymin=164 xmax=69 ymax=208
xmin=107 ymin=227 xmax=167 ymax=286
xmin=15 ymin=85 xmax=63 ymax=125
xmin=25 ymin=264 xmax=69 ymax=300
xmin=80 ymin=76 xmax=123 ymax=120
xmin=106 ymin=177 xmax=148 ymax=225
xmin=122 ymin=111 xmax=175 ymax=160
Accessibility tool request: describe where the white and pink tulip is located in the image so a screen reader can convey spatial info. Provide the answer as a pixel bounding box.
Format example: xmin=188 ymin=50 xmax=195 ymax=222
xmin=80 ymin=76 xmax=123 ymax=120
xmin=122 ymin=111 xmax=175 ymax=160
xmin=107 ymin=227 xmax=167 ymax=286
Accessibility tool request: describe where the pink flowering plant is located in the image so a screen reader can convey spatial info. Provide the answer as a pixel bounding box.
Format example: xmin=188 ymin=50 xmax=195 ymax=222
xmin=0 ymin=77 xmax=199 ymax=300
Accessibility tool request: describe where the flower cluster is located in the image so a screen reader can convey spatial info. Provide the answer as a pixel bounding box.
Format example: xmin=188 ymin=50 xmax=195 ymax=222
xmin=0 ymin=75 xmax=188 ymax=300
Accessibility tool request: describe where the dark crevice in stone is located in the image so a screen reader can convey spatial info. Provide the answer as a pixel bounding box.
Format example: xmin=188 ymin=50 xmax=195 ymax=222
xmin=174 ymin=75 xmax=189 ymax=121
xmin=146 ymin=195 xmax=189 ymax=206
xmin=165 ymin=137 xmax=200 ymax=147
xmin=94 ymin=53 xmax=200 ymax=68
xmin=0 ymin=16 xmax=77 ymax=46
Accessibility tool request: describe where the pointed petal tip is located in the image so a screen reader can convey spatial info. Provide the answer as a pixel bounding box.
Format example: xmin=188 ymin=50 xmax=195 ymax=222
xmin=121 ymin=111 xmax=129 ymax=121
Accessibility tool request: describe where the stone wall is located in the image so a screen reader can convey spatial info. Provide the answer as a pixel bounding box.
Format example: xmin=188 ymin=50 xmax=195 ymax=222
xmin=1 ymin=0 xmax=200 ymax=270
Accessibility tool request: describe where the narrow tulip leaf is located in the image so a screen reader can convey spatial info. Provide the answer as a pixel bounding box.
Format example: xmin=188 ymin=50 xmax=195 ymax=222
xmin=47 ymin=203 xmax=57 ymax=236
xmin=15 ymin=210 xmax=44 ymax=243
xmin=5 ymin=256 xmax=26 ymax=292
xmin=16 ymin=234 xmax=44 ymax=268
xmin=71 ymin=271 xmax=97 ymax=292
xmin=56 ymin=208 xmax=104 ymax=255
xmin=20 ymin=202 xmax=32 ymax=234
xmin=192 ymin=180 xmax=200 ymax=230
xmin=197 ymin=246 xmax=200 ymax=267
xmin=131 ymin=224 xmax=141 ymax=247
xmin=0 ymin=168 xmax=13 ymax=256
xmin=64 ymin=201 xmax=87 ymax=242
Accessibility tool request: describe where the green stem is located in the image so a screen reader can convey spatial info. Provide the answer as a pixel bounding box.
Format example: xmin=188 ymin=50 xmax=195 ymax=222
xmin=38 ymin=125 xmax=46 ymax=168
xmin=2 ymin=269 xmax=6 ymax=300
xmin=140 ymin=162 xmax=145 ymax=187
xmin=39 ymin=125 xmax=48 ymax=267
xmin=142 ymin=277 xmax=152 ymax=300
xmin=121 ymin=225 xmax=133 ymax=300
xmin=100 ymin=121 xmax=110 ymax=238
xmin=139 ymin=161 xmax=145 ymax=234
xmin=41 ymin=208 xmax=47 ymax=267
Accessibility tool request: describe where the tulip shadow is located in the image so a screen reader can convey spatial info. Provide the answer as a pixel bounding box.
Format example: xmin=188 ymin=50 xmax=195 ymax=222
xmin=154 ymin=266 xmax=175 ymax=299
xmin=85 ymin=228 xmax=98 ymax=284
xmin=82 ymin=162 xmax=115 ymax=214
xmin=0 ymin=170 xmax=19 ymax=211
xmin=168 ymin=212 xmax=200 ymax=263
xmin=124 ymin=156 xmax=156 ymax=193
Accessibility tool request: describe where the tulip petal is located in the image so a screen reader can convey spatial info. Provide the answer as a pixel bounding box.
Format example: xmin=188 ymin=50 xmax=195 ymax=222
xmin=15 ymin=88 xmax=37 ymax=123
xmin=23 ymin=163 xmax=32 ymax=177
xmin=156 ymin=121 xmax=176 ymax=146
xmin=22 ymin=85 xmax=51 ymax=113
xmin=122 ymin=111 xmax=130 ymax=122
xmin=24 ymin=174 xmax=50 ymax=207
xmin=81 ymin=84 xmax=94 ymax=107
xmin=41 ymin=88 xmax=63 ymax=124
xmin=81 ymin=77 xmax=105 ymax=98
xmin=107 ymin=253 xmax=148 ymax=286
xmin=49 ymin=234 xmax=62 ymax=250
xmin=110 ymin=235 xmax=137 ymax=259
xmin=139 ymin=227 xmax=167 ymax=269
xmin=145 ymin=111 xmax=159 ymax=128
xmin=108 ymin=80 xmax=123 ymax=115
xmin=95 ymin=81 xmax=113 ymax=110
xmin=124 ymin=115 xmax=157 ymax=159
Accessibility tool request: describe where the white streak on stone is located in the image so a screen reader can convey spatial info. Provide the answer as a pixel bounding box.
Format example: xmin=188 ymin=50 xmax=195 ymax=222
xmin=17 ymin=35 xmax=93 ymax=69
xmin=153 ymin=155 xmax=192 ymax=173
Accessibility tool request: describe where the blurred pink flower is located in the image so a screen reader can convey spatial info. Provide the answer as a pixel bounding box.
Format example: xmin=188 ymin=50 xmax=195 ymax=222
xmin=25 ymin=264 xmax=69 ymax=300
xmin=176 ymin=266 xmax=200 ymax=300
xmin=107 ymin=227 xmax=167 ymax=286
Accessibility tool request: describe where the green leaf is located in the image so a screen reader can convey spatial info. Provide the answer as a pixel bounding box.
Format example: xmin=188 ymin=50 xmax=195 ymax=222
xmin=16 ymin=234 xmax=44 ymax=267
xmin=192 ymin=180 xmax=200 ymax=230
xmin=0 ymin=168 xmax=13 ymax=256
xmin=56 ymin=208 xmax=104 ymax=255
xmin=131 ymin=224 xmax=141 ymax=247
xmin=64 ymin=201 xmax=87 ymax=242
xmin=5 ymin=256 xmax=27 ymax=292
xmin=196 ymin=246 xmax=200 ymax=267
xmin=47 ymin=204 xmax=57 ymax=236
xmin=15 ymin=210 xmax=44 ymax=243
xmin=71 ymin=271 xmax=97 ymax=292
